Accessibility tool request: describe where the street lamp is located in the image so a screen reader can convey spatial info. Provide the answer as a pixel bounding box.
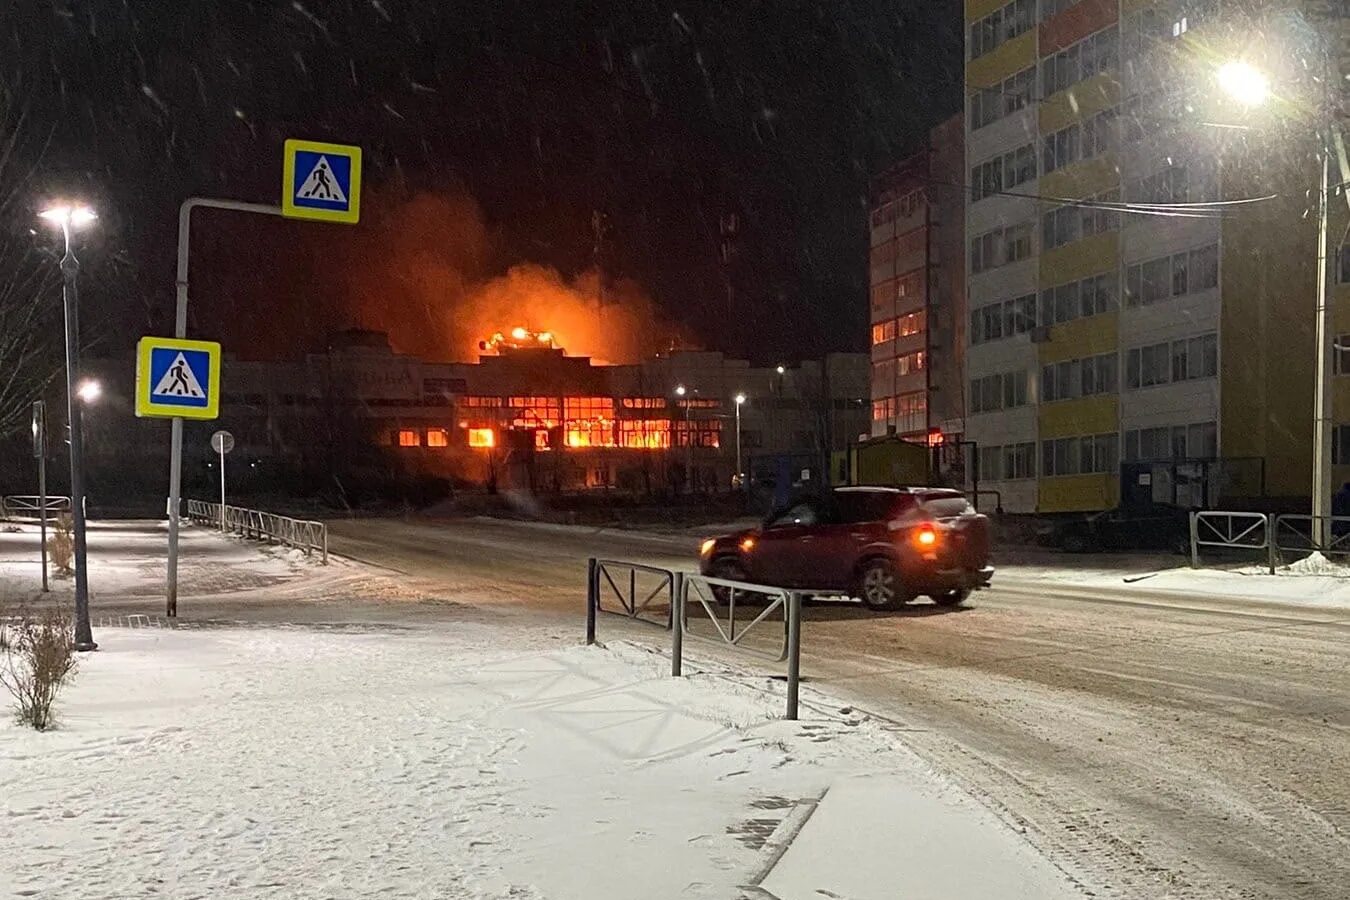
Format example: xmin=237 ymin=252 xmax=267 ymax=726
xmin=38 ymin=202 xmax=97 ymax=652
xmin=76 ymin=379 xmax=102 ymax=404
xmin=1216 ymin=60 xmax=1271 ymax=108
xmin=734 ymin=393 xmax=747 ymax=490
xmin=674 ymin=384 xmax=693 ymax=494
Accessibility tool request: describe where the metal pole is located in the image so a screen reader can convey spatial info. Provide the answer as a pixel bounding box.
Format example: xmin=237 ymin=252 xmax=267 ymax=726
xmin=59 ymin=224 xmax=95 ymax=651
xmin=1312 ymin=148 xmax=1333 ymax=550
xmin=1267 ymin=513 xmax=1278 ymax=576
xmin=1189 ymin=511 xmax=1199 ymax=569
xmin=671 ymin=572 xmax=684 ymax=677
xmin=785 ymin=591 xmax=802 ymax=721
xmin=219 ymin=445 xmax=226 ymax=532
xmin=34 ymin=401 xmax=48 ymax=593
xmin=585 ymin=557 xmax=598 ymax=645
xmin=735 ymin=401 xmax=743 ymax=490
xmin=167 ymin=197 xmax=284 ymax=617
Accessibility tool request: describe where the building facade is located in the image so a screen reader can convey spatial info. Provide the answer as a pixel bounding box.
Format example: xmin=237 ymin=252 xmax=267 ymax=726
xmin=78 ymin=331 xmax=868 ymax=501
xmin=868 ymin=114 xmax=968 ymax=454
xmin=964 ymin=0 xmax=1348 ymax=514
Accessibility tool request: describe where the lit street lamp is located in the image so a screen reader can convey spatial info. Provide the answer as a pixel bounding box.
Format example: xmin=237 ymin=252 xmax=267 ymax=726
xmin=674 ymin=384 xmax=692 ymax=494
xmin=38 ymin=203 xmax=98 ymax=652
xmin=1216 ymin=60 xmax=1270 ymax=108
xmin=76 ymin=379 xmax=102 ymax=404
xmin=734 ymin=393 xmax=747 ymax=490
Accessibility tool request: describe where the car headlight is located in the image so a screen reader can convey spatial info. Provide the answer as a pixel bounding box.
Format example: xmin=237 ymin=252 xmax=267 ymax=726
xmin=700 ymin=538 xmax=716 ymax=557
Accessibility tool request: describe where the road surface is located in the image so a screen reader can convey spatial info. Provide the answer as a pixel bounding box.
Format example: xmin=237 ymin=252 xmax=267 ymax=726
xmin=321 ymin=516 xmax=1350 ymax=900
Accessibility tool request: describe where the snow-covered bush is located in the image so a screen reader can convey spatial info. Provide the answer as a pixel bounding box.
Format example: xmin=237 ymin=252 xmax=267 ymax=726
xmin=0 ymin=607 xmax=79 ymax=730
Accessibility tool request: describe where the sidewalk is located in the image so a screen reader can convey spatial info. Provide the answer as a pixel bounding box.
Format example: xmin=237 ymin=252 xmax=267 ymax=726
xmin=1 ymin=623 xmax=1085 ymax=899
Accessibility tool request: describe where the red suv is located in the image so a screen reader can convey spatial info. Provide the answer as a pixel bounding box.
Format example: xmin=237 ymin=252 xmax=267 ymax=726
xmin=698 ymin=486 xmax=993 ymax=610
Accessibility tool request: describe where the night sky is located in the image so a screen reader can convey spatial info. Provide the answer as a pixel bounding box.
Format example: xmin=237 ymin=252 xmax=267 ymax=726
xmin=6 ymin=1 xmax=961 ymax=365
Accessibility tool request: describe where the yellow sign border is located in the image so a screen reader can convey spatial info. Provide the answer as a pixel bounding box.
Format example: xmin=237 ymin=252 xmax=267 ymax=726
xmin=281 ymin=138 xmax=362 ymax=224
xmin=135 ymin=337 xmax=222 ymax=420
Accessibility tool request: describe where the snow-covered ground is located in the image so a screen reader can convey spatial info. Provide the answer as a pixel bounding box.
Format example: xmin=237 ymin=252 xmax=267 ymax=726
xmin=1 ymin=624 xmax=1083 ymax=900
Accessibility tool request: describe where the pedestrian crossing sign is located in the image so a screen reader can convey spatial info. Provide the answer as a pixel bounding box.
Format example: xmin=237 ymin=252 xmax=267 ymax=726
xmin=282 ymin=138 xmax=362 ymax=224
xmin=135 ymin=337 xmax=222 ymax=420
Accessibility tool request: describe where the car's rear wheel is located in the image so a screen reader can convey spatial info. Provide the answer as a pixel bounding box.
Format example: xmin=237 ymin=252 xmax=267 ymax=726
xmin=931 ymin=588 xmax=970 ymax=607
xmin=855 ymin=558 xmax=910 ymax=611
xmin=709 ymin=557 xmax=747 ymax=605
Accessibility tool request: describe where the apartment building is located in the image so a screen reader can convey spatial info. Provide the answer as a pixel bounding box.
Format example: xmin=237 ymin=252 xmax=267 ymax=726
xmin=868 ymin=114 xmax=967 ymax=450
xmin=964 ymin=0 xmax=1347 ymax=514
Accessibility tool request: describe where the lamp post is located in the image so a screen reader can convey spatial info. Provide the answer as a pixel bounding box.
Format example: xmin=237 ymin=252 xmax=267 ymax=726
xmin=734 ymin=393 xmax=747 ymax=490
xmin=37 ymin=203 xmax=97 ymax=652
xmin=675 ymin=384 xmax=693 ymax=494
xmin=1215 ymin=55 xmax=1346 ymax=547
xmin=31 ymin=401 xmax=47 ymax=593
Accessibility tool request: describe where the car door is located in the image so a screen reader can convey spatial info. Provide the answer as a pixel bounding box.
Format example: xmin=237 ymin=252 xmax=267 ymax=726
xmin=804 ymin=492 xmax=889 ymax=590
xmin=745 ymin=501 xmax=820 ymax=587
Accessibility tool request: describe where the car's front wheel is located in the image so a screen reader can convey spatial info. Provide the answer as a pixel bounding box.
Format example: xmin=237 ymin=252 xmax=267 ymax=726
xmin=855 ymin=558 xmax=910 ymax=611
xmin=931 ymin=588 xmax=970 ymax=607
xmin=709 ymin=557 xmax=747 ymax=605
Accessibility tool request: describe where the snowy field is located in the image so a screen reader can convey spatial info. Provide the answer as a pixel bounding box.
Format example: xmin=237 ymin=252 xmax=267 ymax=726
xmin=1 ymin=624 xmax=1081 ymax=900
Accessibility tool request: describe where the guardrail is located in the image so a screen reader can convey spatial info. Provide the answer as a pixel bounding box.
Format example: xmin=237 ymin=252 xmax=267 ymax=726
xmin=185 ymin=500 xmax=328 ymax=563
xmin=586 ymin=557 xmax=804 ymax=719
xmin=0 ymin=495 xmax=71 ymax=521
xmin=1190 ymin=510 xmax=1273 ymax=572
xmin=1273 ymin=515 xmax=1350 ymax=560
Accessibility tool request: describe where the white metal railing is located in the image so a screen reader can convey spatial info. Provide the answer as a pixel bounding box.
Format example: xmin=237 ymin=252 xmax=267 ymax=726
xmin=1190 ymin=510 xmax=1273 ymax=572
xmin=1 ymin=495 xmax=72 ymax=521
xmin=185 ymin=499 xmax=328 ymax=563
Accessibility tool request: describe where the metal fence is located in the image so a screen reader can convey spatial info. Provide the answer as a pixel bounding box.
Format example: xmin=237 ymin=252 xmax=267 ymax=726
xmin=1190 ymin=510 xmax=1350 ymax=574
xmin=0 ymin=495 xmax=71 ymax=521
xmin=185 ymin=500 xmax=328 ymax=563
xmin=586 ymin=557 xmax=804 ymax=719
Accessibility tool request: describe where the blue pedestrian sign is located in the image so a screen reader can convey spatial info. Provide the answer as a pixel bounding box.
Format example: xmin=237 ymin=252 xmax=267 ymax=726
xmin=135 ymin=337 xmax=222 ymax=420
xmin=282 ymin=139 xmax=362 ymax=224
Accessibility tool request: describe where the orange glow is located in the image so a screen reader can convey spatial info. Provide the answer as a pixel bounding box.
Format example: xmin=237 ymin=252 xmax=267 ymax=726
xmin=925 ymin=429 xmax=945 ymax=447
xmin=397 ymin=429 xmax=420 ymax=448
xmin=468 ymin=428 xmax=496 ymax=448
xmin=739 ymin=536 xmax=756 ymax=552
xmin=426 ymin=428 xmax=449 ymax=448
xmin=510 ymin=326 xmax=529 ymax=340
xmin=619 ymin=420 xmax=671 ymax=449
xmin=915 ymin=526 xmax=937 ymax=547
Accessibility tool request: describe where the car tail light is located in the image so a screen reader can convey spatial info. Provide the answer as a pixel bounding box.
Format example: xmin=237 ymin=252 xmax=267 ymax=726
xmin=915 ymin=525 xmax=937 ymax=547
xmin=740 ymin=536 xmax=756 ymax=552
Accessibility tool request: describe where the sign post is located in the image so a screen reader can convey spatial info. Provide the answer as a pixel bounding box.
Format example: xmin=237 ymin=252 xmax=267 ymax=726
xmin=32 ymin=400 xmax=48 ymax=593
xmin=136 ymin=336 xmax=222 ymax=616
xmin=210 ymin=430 xmax=234 ymax=533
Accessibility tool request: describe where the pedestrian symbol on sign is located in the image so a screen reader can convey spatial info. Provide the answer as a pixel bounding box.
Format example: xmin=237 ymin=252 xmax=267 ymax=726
xmin=296 ymin=156 xmax=347 ymax=203
xmin=152 ymin=352 xmax=207 ymax=399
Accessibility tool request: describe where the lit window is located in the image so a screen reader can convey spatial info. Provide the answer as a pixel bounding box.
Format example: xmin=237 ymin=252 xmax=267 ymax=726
xmin=426 ymin=428 xmax=449 ymax=448
xmin=397 ymin=430 xmax=420 ymax=448
xmin=468 ymin=428 xmax=495 ymax=448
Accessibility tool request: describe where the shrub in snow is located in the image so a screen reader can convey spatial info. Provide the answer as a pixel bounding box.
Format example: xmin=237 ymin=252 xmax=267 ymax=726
xmin=1 ymin=607 xmax=79 ymax=731
xmin=49 ymin=514 xmax=74 ymax=576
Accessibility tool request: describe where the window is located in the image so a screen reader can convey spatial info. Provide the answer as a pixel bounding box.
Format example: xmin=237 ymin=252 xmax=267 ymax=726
xmin=970 ymin=371 xmax=1027 ymax=413
xmin=1335 ymin=334 xmax=1350 ymax=375
xmin=467 ymin=427 xmax=495 ymax=448
xmin=971 ymin=143 xmax=1036 ymax=202
xmin=970 ymin=0 xmax=1034 ymax=60
xmin=896 ymin=392 xmax=927 ymax=433
xmin=1041 ymin=28 xmax=1117 ymax=96
xmin=425 ymin=428 xmax=449 ymax=448
xmin=895 ymin=228 xmax=925 ymax=257
xmin=1128 ymin=162 xmax=1218 ymax=205
xmin=1042 ymin=109 xmax=1121 ymax=175
xmin=461 ymin=396 xmax=502 ymax=408
xmin=897 ymin=350 xmax=926 ymax=376
xmin=1042 ymin=191 xmax=1119 ymax=250
xmin=1044 ymin=353 xmax=1117 ymax=402
xmin=1127 ymin=333 xmax=1217 ymax=389
xmin=971 ymin=222 xmax=1034 ymax=274
xmin=1039 ymin=272 xmax=1117 ymax=326
xmin=1043 ymin=433 xmax=1118 ymax=476
xmin=1335 ymin=426 xmax=1350 ymax=465
xmin=564 ymin=397 xmax=616 ymax=448
xmin=897 ymin=310 xmax=926 ymax=337
xmin=622 ymin=397 xmax=665 ymax=409
xmin=1125 ymin=243 xmax=1220 ymax=306
xmin=397 ymin=429 xmax=420 ymax=447
xmin=871 ymin=319 xmax=897 ymax=345
xmin=896 ymin=269 xmax=923 ymax=301
xmin=1081 ymin=352 xmax=1118 ymax=396
xmin=619 ymin=419 xmax=670 ymax=449
xmin=1125 ymin=421 xmax=1215 ymax=460
xmin=978 ymin=442 xmax=1037 ymax=480
xmin=872 ymin=398 xmax=893 ymax=422
xmin=1042 ymin=124 xmax=1080 ymax=174
xmin=970 ymin=293 xmax=1036 ymax=345
xmin=971 ymin=66 xmax=1036 ymax=130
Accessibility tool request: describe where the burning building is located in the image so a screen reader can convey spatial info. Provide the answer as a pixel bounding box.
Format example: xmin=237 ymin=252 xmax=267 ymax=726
xmin=78 ymin=329 xmax=869 ymax=499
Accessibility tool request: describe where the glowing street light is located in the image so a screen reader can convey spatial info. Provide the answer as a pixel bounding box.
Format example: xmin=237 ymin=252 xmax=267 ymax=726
xmin=76 ymin=379 xmax=102 ymax=403
xmin=734 ymin=393 xmax=747 ymax=490
xmin=775 ymin=365 xmax=785 ymax=375
xmin=37 ymin=200 xmax=98 ymax=651
xmin=1216 ymin=60 xmax=1270 ymax=107
xmin=674 ymin=384 xmax=687 ymax=397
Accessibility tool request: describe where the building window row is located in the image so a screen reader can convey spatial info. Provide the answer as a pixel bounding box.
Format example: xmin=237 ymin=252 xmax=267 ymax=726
xmin=969 ymin=0 xmax=1034 ymax=60
xmin=970 ymin=370 xmax=1029 ymax=413
xmin=1042 ymin=190 xmax=1120 ymax=251
xmin=871 ymin=311 xmax=924 ymax=346
xmin=870 ymin=189 xmax=925 ymax=228
xmin=970 ymin=221 xmax=1034 ymax=273
xmin=1124 ymin=421 xmax=1217 ymax=461
xmin=1125 ymin=243 xmax=1219 ymax=306
xmin=871 ymin=269 xmax=924 ymax=314
xmin=1040 ymin=271 xmax=1118 ymax=326
xmin=872 ymin=392 xmax=927 ymax=433
xmin=969 ymin=293 xmax=1037 ymax=345
xmin=870 ymin=228 xmax=925 ymax=267
xmin=1042 ymin=107 xmax=1117 ymax=174
xmin=1041 ymin=28 xmax=1118 ymax=96
xmin=1042 ymin=352 xmax=1118 ymax=402
xmin=1122 ymin=0 xmax=1220 ymax=61
xmin=971 ymin=143 xmax=1036 ymax=202
xmin=978 ymin=442 xmax=1037 ymax=481
xmin=897 ymin=350 xmax=927 ymax=376
xmin=1126 ymin=332 xmax=1218 ymax=389
xmin=1043 ymin=433 xmax=1120 ymax=476
xmin=1126 ymin=162 xmax=1218 ymax=204
xmin=970 ymin=67 xmax=1036 ymax=130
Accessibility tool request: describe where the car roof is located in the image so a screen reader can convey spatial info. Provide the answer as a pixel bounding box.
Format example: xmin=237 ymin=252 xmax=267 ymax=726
xmin=832 ymin=486 xmax=964 ymax=496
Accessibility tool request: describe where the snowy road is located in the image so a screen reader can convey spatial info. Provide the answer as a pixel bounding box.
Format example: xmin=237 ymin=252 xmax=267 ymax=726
xmin=310 ymin=516 xmax=1350 ymax=900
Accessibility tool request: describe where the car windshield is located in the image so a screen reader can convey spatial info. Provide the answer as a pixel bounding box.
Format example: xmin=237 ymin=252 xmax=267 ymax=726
xmin=766 ymin=502 xmax=819 ymax=527
xmin=918 ymin=493 xmax=971 ymax=518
